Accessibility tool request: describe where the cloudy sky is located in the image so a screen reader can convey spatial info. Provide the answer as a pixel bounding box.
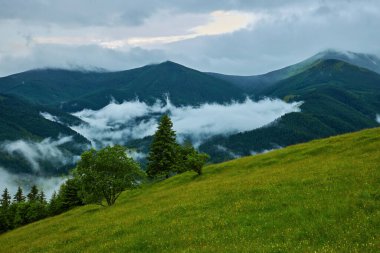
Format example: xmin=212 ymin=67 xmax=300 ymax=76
xmin=0 ymin=0 xmax=379 ymax=76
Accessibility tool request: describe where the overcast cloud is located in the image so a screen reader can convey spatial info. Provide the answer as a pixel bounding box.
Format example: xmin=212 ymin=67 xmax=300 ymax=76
xmin=0 ymin=0 xmax=379 ymax=76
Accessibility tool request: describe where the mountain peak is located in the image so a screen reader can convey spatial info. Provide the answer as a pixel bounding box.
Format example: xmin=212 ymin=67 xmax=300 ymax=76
xmin=156 ymin=60 xmax=186 ymax=68
xmin=307 ymin=49 xmax=380 ymax=74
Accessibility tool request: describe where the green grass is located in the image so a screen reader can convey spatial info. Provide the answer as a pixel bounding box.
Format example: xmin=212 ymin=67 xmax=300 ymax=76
xmin=1 ymin=128 xmax=379 ymax=252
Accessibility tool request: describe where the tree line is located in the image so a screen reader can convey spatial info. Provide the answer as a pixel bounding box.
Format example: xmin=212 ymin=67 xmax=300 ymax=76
xmin=0 ymin=114 xmax=209 ymax=233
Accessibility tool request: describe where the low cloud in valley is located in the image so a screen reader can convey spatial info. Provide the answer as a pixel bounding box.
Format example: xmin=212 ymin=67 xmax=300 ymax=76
xmin=71 ymin=97 xmax=302 ymax=147
xmin=0 ymin=167 xmax=67 ymax=199
xmin=1 ymin=136 xmax=76 ymax=172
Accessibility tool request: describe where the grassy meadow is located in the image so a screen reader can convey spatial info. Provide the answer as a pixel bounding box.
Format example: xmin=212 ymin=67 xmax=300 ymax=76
xmin=0 ymin=128 xmax=379 ymax=252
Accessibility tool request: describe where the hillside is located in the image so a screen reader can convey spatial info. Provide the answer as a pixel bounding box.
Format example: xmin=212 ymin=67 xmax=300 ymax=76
xmin=0 ymin=128 xmax=379 ymax=252
xmin=200 ymin=59 xmax=380 ymax=161
xmin=0 ymin=94 xmax=89 ymax=174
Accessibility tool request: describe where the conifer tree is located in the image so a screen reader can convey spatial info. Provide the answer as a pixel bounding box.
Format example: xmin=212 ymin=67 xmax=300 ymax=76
xmin=27 ymin=185 xmax=39 ymax=202
xmin=48 ymin=191 xmax=62 ymax=216
xmin=0 ymin=188 xmax=12 ymax=232
xmin=13 ymin=186 xmax=25 ymax=203
xmin=147 ymin=114 xmax=178 ymax=178
xmin=58 ymin=179 xmax=82 ymax=210
xmin=38 ymin=191 xmax=47 ymax=204
xmin=0 ymin=188 xmax=11 ymax=209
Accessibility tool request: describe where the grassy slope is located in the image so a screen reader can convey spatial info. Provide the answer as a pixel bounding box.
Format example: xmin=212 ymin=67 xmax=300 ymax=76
xmin=1 ymin=128 xmax=379 ymax=252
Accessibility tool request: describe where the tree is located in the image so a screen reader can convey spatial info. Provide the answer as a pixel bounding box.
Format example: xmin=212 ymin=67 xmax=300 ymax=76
xmin=0 ymin=188 xmax=11 ymax=209
xmin=58 ymin=179 xmax=82 ymax=211
xmin=178 ymin=142 xmax=209 ymax=175
xmin=48 ymin=191 xmax=62 ymax=216
xmin=186 ymin=152 xmax=209 ymax=175
xmin=27 ymin=185 xmax=39 ymax=202
xmin=38 ymin=191 xmax=47 ymax=204
xmin=147 ymin=114 xmax=179 ymax=178
xmin=13 ymin=186 xmax=25 ymax=203
xmin=74 ymin=145 xmax=144 ymax=206
xmin=0 ymin=188 xmax=12 ymax=232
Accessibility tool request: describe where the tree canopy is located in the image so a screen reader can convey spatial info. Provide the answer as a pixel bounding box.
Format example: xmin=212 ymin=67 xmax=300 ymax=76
xmin=147 ymin=114 xmax=179 ymax=178
xmin=74 ymin=145 xmax=145 ymax=206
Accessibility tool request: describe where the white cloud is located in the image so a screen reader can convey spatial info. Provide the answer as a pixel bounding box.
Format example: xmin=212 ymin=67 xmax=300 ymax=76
xmin=377 ymin=114 xmax=380 ymax=123
xmin=0 ymin=167 xmax=67 ymax=199
xmin=40 ymin=111 xmax=62 ymax=123
xmin=70 ymin=97 xmax=302 ymax=147
xmin=1 ymin=136 xmax=75 ymax=172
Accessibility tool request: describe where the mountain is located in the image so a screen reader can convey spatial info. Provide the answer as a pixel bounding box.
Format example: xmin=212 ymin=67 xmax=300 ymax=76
xmin=1 ymin=128 xmax=379 ymax=252
xmin=200 ymin=59 xmax=380 ymax=161
xmin=209 ymin=49 xmax=380 ymax=94
xmin=0 ymin=94 xmax=89 ymax=174
xmin=1 ymin=52 xmax=380 ymax=168
xmin=0 ymin=61 xmax=244 ymax=112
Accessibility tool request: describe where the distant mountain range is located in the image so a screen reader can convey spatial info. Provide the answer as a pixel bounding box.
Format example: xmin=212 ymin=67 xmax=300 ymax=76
xmin=202 ymin=58 xmax=380 ymax=161
xmin=0 ymin=61 xmax=244 ymax=112
xmin=0 ymin=49 xmax=379 ymax=173
xmin=209 ymin=49 xmax=380 ymax=94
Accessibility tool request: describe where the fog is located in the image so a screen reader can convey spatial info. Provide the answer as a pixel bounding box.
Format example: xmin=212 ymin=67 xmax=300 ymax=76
xmin=71 ymin=97 xmax=302 ymax=147
xmin=0 ymin=136 xmax=75 ymax=172
xmin=0 ymin=167 xmax=67 ymax=199
xmin=1 ymin=98 xmax=301 ymax=196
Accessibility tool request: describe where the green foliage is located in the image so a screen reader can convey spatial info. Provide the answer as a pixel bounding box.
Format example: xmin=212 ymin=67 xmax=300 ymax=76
xmin=0 ymin=189 xmax=12 ymax=232
xmin=13 ymin=187 xmax=25 ymax=203
xmin=74 ymin=145 xmax=144 ymax=206
xmin=186 ymin=152 xmax=209 ymax=175
xmin=27 ymin=185 xmax=39 ymax=202
xmin=0 ymin=189 xmax=11 ymax=209
xmin=177 ymin=141 xmax=209 ymax=175
xmin=147 ymin=115 xmax=179 ymax=179
xmin=0 ymin=128 xmax=379 ymax=252
xmin=0 ymin=185 xmax=49 ymax=232
xmin=48 ymin=192 xmax=61 ymax=216
xmin=57 ymin=179 xmax=83 ymax=212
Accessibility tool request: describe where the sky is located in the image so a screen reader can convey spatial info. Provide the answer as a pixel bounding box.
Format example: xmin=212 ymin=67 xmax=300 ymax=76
xmin=0 ymin=0 xmax=379 ymax=76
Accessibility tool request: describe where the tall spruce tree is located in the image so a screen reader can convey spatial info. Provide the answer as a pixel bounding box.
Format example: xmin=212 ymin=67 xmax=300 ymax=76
xmin=38 ymin=191 xmax=47 ymax=204
xmin=0 ymin=188 xmax=11 ymax=209
xmin=27 ymin=185 xmax=39 ymax=202
xmin=147 ymin=114 xmax=178 ymax=178
xmin=13 ymin=186 xmax=25 ymax=203
xmin=0 ymin=188 xmax=12 ymax=232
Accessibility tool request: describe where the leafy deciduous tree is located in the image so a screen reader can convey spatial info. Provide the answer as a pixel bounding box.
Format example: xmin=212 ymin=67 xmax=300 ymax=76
xmin=74 ymin=145 xmax=145 ymax=206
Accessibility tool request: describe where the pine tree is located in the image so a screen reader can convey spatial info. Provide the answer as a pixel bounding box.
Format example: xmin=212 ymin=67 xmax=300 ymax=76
xmin=58 ymin=179 xmax=82 ymax=210
xmin=0 ymin=188 xmax=12 ymax=232
xmin=48 ymin=191 xmax=62 ymax=216
xmin=0 ymin=188 xmax=11 ymax=209
xmin=38 ymin=191 xmax=47 ymax=204
xmin=13 ymin=186 xmax=25 ymax=203
xmin=27 ymin=185 xmax=39 ymax=202
xmin=147 ymin=114 xmax=178 ymax=178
